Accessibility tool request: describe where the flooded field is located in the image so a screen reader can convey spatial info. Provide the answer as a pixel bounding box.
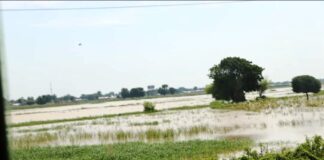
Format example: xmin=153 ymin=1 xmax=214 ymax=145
xmin=10 ymin=95 xmax=324 ymax=150
xmin=8 ymin=87 xmax=299 ymax=124
xmin=7 ymin=87 xmax=324 ymax=160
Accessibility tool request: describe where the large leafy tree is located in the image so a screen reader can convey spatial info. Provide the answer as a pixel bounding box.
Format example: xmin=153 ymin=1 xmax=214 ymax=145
xmin=36 ymin=94 xmax=57 ymax=105
xmin=26 ymin=97 xmax=35 ymax=105
xmin=292 ymin=75 xmax=321 ymax=100
xmin=209 ymin=57 xmax=264 ymax=102
xmin=169 ymin=87 xmax=176 ymax=94
xmin=129 ymin=87 xmax=145 ymax=98
xmin=158 ymin=84 xmax=169 ymax=95
xmin=120 ymin=88 xmax=130 ymax=98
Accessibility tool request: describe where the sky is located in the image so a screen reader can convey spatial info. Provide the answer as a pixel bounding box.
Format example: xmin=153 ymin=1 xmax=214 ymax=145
xmin=1 ymin=1 xmax=324 ymax=99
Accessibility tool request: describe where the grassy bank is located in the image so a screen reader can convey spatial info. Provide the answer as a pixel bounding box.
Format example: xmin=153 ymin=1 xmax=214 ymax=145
xmin=210 ymin=94 xmax=324 ymax=111
xmin=234 ymin=135 xmax=324 ymax=160
xmin=11 ymin=138 xmax=252 ymax=160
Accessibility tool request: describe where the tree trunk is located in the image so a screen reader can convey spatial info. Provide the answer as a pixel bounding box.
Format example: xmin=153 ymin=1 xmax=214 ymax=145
xmin=232 ymin=90 xmax=246 ymax=102
xmin=306 ymin=92 xmax=309 ymax=101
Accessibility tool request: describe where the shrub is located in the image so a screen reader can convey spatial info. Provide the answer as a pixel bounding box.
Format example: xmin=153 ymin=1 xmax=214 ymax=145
xmin=234 ymin=135 xmax=324 ymax=160
xmin=143 ymin=101 xmax=155 ymax=112
xmin=204 ymin=83 xmax=214 ymax=94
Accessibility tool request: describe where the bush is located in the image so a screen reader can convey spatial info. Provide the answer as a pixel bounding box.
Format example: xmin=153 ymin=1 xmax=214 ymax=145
xmin=209 ymin=101 xmax=230 ymax=109
xmin=234 ymin=135 xmax=324 ymax=160
xmin=143 ymin=101 xmax=155 ymax=112
xmin=204 ymin=83 xmax=214 ymax=94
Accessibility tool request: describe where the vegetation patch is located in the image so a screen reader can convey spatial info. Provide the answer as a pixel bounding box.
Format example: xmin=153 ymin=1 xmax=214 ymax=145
xmin=234 ymin=135 xmax=324 ymax=160
xmin=11 ymin=138 xmax=252 ymax=160
xmin=143 ymin=101 xmax=156 ymax=112
xmin=210 ymin=94 xmax=324 ymax=111
xmin=129 ymin=121 xmax=159 ymax=126
xmin=10 ymin=132 xmax=59 ymax=149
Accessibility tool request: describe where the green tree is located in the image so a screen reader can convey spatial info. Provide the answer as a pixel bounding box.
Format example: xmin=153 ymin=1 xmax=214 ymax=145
xmin=36 ymin=95 xmax=56 ymax=105
xmin=169 ymin=87 xmax=176 ymax=94
xmin=130 ymin=87 xmax=145 ymax=98
xmin=17 ymin=97 xmax=27 ymax=105
xmin=80 ymin=93 xmax=99 ymax=100
xmin=209 ymin=57 xmax=264 ymax=102
xmin=97 ymin=91 xmax=102 ymax=97
xmin=120 ymin=88 xmax=130 ymax=99
xmin=26 ymin=97 xmax=35 ymax=105
xmin=158 ymin=84 xmax=169 ymax=95
xmin=258 ymin=79 xmax=270 ymax=98
xmin=204 ymin=84 xmax=214 ymax=94
xmin=60 ymin=95 xmax=76 ymax=102
xmin=292 ymin=75 xmax=321 ymax=100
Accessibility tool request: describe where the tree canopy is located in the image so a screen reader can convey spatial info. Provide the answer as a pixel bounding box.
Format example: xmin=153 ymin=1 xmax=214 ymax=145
xmin=169 ymin=87 xmax=176 ymax=94
xmin=209 ymin=57 xmax=264 ymax=102
xmin=158 ymin=84 xmax=169 ymax=95
xmin=292 ymin=75 xmax=321 ymax=100
xmin=36 ymin=94 xmax=57 ymax=105
xmin=129 ymin=87 xmax=145 ymax=98
xmin=120 ymin=88 xmax=130 ymax=98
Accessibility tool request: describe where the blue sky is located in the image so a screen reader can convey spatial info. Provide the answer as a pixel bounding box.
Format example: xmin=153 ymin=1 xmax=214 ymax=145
xmin=1 ymin=1 xmax=324 ymax=99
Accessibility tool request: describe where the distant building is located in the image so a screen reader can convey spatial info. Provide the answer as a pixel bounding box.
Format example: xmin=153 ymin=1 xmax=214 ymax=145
xmin=12 ymin=103 xmax=21 ymax=106
xmin=98 ymin=96 xmax=110 ymax=100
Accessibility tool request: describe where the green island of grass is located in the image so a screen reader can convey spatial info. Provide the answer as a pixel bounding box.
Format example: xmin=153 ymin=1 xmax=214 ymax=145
xmin=11 ymin=138 xmax=252 ymax=160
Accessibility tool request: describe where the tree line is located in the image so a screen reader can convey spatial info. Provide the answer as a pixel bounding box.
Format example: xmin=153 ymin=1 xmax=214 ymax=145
xmin=120 ymin=84 xmax=178 ymax=99
xmin=11 ymin=85 xmax=200 ymax=106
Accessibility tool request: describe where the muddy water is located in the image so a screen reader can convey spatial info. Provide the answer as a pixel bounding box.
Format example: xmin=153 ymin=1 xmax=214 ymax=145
xmin=8 ymin=87 xmax=299 ymax=124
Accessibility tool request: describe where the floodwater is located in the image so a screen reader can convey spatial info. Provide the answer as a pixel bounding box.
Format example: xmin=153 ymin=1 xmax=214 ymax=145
xmin=10 ymin=99 xmax=324 ymax=148
xmin=8 ymin=87 xmax=299 ymax=124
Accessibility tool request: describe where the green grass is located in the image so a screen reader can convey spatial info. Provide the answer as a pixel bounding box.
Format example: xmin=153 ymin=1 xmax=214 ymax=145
xmin=210 ymin=94 xmax=324 ymax=111
xmin=11 ymin=132 xmax=60 ymax=149
xmin=11 ymin=138 xmax=252 ymax=160
xmin=168 ymin=105 xmax=209 ymax=111
xmin=129 ymin=121 xmax=159 ymax=126
xmin=234 ymin=135 xmax=324 ymax=160
xmin=315 ymin=90 xmax=324 ymax=96
xmin=11 ymin=125 xmax=244 ymax=149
